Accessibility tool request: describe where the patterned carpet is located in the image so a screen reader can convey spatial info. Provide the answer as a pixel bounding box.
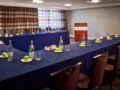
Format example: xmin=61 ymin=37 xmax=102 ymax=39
xmin=101 ymin=75 xmax=120 ymax=90
xmin=76 ymin=73 xmax=120 ymax=90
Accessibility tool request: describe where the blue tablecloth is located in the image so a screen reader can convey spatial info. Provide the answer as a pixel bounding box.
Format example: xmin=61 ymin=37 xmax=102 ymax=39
xmin=0 ymin=37 xmax=120 ymax=90
xmin=0 ymin=31 xmax=70 ymax=52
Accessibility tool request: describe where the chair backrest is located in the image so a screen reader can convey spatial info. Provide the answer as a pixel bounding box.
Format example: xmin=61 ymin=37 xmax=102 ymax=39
xmin=89 ymin=52 xmax=108 ymax=88
xmin=115 ymin=46 xmax=120 ymax=70
xmin=51 ymin=62 xmax=82 ymax=90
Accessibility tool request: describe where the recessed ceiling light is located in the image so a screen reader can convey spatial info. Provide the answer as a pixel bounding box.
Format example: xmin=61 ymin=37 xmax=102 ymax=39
xmin=87 ymin=0 xmax=101 ymax=3
xmin=32 ymin=0 xmax=44 ymax=3
xmin=91 ymin=0 xmax=101 ymax=3
xmin=64 ymin=3 xmax=72 ymax=7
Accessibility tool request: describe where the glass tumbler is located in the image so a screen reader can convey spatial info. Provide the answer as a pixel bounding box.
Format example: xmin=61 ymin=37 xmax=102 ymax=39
xmin=65 ymin=44 xmax=70 ymax=52
xmin=35 ymin=51 xmax=41 ymax=61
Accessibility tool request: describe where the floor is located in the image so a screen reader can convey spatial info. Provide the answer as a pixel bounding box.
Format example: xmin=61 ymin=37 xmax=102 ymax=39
xmin=101 ymin=73 xmax=120 ymax=90
xmin=76 ymin=72 xmax=120 ymax=90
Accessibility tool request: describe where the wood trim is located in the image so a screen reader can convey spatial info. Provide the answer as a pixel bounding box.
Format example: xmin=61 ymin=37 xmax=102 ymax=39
xmin=75 ymin=23 xmax=87 ymax=27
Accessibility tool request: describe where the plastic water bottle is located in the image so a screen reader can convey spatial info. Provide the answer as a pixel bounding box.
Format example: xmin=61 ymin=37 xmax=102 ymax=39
xmin=5 ymin=32 xmax=9 ymax=37
xmin=29 ymin=40 xmax=35 ymax=59
xmin=8 ymin=40 xmax=13 ymax=61
xmin=82 ymin=33 xmax=85 ymax=42
xmin=59 ymin=36 xmax=64 ymax=50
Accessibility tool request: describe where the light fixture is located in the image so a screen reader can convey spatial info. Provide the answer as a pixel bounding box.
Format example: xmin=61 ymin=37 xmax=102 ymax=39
xmin=86 ymin=0 xmax=101 ymax=3
xmin=32 ymin=0 xmax=44 ymax=3
xmin=91 ymin=0 xmax=101 ymax=3
xmin=64 ymin=3 xmax=72 ymax=7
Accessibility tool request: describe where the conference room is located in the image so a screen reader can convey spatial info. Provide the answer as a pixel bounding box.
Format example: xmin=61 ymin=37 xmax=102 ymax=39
xmin=0 ymin=0 xmax=120 ymax=90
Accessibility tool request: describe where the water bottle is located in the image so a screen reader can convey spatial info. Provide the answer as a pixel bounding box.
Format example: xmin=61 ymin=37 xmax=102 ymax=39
xmin=21 ymin=30 xmax=24 ymax=35
xmin=82 ymin=33 xmax=85 ymax=42
xmin=5 ymin=32 xmax=9 ymax=37
xmin=8 ymin=40 xmax=13 ymax=61
xmin=29 ymin=40 xmax=35 ymax=59
xmin=59 ymin=36 xmax=64 ymax=50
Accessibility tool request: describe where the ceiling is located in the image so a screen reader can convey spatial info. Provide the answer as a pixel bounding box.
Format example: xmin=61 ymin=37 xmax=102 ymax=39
xmin=0 ymin=0 xmax=120 ymax=10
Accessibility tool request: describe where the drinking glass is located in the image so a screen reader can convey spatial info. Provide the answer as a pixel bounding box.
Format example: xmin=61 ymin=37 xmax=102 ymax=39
xmin=86 ymin=41 xmax=91 ymax=46
xmin=35 ymin=51 xmax=41 ymax=61
xmin=65 ymin=44 xmax=70 ymax=52
xmin=8 ymin=56 xmax=13 ymax=62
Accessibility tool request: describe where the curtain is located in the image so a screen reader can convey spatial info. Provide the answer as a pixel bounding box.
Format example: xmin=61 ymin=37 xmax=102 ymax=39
xmin=0 ymin=6 xmax=38 ymax=34
xmin=38 ymin=8 xmax=67 ymax=31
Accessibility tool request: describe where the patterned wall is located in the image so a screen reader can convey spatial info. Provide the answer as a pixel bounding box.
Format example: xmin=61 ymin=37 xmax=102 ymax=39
xmin=0 ymin=6 xmax=38 ymax=34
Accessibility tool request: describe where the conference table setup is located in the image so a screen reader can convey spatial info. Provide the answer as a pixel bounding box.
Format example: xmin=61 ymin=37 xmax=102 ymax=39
xmin=0 ymin=31 xmax=120 ymax=90
xmin=0 ymin=31 xmax=70 ymax=52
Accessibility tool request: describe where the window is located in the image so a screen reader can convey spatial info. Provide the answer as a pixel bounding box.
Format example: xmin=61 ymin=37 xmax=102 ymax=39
xmin=38 ymin=8 xmax=64 ymax=31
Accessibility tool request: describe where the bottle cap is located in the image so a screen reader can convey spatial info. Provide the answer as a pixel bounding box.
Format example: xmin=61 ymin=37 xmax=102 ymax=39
xmin=60 ymin=36 xmax=62 ymax=39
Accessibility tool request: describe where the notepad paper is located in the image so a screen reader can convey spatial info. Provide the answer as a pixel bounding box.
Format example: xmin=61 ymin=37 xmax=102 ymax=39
xmin=0 ymin=41 xmax=4 ymax=44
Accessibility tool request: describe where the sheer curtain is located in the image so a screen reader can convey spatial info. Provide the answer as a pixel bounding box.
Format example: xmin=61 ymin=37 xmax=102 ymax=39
xmin=38 ymin=8 xmax=65 ymax=31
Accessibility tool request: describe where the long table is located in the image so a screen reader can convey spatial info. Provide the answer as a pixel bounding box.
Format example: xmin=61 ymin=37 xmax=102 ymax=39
xmin=0 ymin=31 xmax=70 ymax=52
xmin=0 ymin=37 xmax=120 ymax=90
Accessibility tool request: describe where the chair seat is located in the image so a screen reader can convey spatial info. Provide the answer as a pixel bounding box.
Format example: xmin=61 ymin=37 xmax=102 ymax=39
xmin=105 ymin=64 xmax=114 ymax=71
xmin=107 ymin=55 xmax=116 ymax=65
xmin=42 ymin=88 xmax=50 ymax=90
xmin=77 ymin=73 xmax=89 ymax=89
xmin=108 ymin=55 xmax=116 ymax=60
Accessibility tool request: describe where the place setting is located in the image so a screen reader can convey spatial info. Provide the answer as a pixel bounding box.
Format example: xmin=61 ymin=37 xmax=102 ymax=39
xmin=44 ymin=45 xmax=63 ymax=53
xmin=106 ymin=33 xmax=113 ymax=40
xmin=0 ymin=52 xmax=9 ymax=59
xmin=20 ymin=55 xmax=32 ymax=63
xmin=20 ymin=51 xmax=41 ymax=63
xmin=95 ymin=38 xmax=102 ymax=43
xmin=44 ymin=44 xmax=57 ymax=51
xmin=0 ymin=51 xmax=14 ymax=62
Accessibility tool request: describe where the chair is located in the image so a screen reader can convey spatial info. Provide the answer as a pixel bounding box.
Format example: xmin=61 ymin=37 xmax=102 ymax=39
xmin=77 ymin=52 xmax=108 ymax=89
xmin=115 ymin=46 xmax=120 ymax=71
xmin=89 ymin=52 xmax=109 ymax=89
xmin=105 ymin=45 xmax=120 ymax=80
xmin=104 ymin=46 xmax=120 ymax=90
xmin=106 ymin=46 xmax=120 ymax=71
xmin=50 ymin=62 xmax=82 ymax=90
